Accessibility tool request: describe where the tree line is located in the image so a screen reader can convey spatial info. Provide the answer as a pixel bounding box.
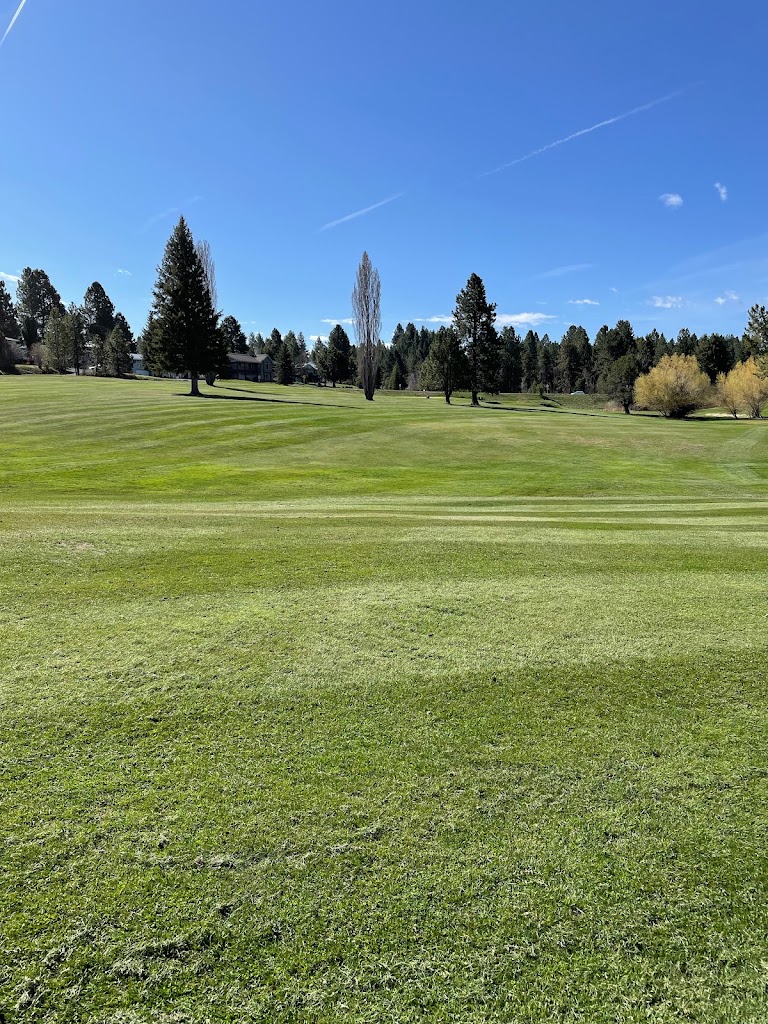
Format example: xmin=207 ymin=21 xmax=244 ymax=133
xmin=3 ymin=219 xmax=768 ymax=417
xmin=0 ymin=272 xmax=135 ymax=376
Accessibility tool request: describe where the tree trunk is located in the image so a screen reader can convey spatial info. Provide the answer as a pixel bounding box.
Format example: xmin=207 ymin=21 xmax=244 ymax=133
xmin=444 ymin=392 xmax=451 ymax=404
xmin=623 ymin=401 xmax=631 ymax=414
xmin=471 ymin=390 xmax=480 ymax=407
xmin=189 ymin=373 xmax=200 ymax=396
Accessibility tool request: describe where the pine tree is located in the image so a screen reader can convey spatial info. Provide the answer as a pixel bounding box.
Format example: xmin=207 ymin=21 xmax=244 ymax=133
xmin=603 ymin=353 xmax=639 ymax=413
xmin=557 ymin=326 xmax=585 ymax=392
xmin=114 ymin=312 xmax=135 ymax=352
xmin=266 ymin=328 xmax=283 ymax=359
xmin=16 ymin=268 xmax=63 ymax=345
xmin=499 ymin=326 xmax=522 ymax=392
xmin=429 ymin=326 xmax=464 ymax=403
xmin=105 ymin=323 xmax=132 ymax=377
xmin=0 ymin=280 xmax=19 ymax=339
xmin=221 ymin=315 xmax=248 ymax=353
xmin=63 ymin=305 xmax=86 ymax=375
xmin=147 ymin=218 xmax=223 ymax=396
xmin=277 ymin=343 xmax=294 ymax=385
xmin=83 ymin=282 xmax=115 ymax=373
xmin=744 ymin=304 xmax=768 ymax=359
xmin=326 ymin=323 xmax=352 ymax=386
xmin=522 ymin=331 xmax=539 ymax=391
xmin=43 ymin=307 xmax=70 ymax=373
xmin=453 ymin=273 xmax=499 ymax=406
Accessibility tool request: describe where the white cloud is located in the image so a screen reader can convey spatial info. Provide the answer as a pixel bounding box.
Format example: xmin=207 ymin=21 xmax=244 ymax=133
xmin=481 ymin=86 xmax=694 ymax=177
xmin=568 ymin=298 xmax=599 ymax=306
xmin=497 ymin=312 xmax=557 ymax=328
xmin=660 ymin=193 xmax=684 ymax=208
xmin=609 ymin=286 xmax=619 ymax=293
xmin=714 ymin=182 xmax=728 ymax=202
xmin=319 ymin=193 xmax=403 ymax=232
xmin=321 ymin=318 xmax=355 ymax=326
xmin=714 ymin=290 xmax=739 ymax=305
xmin=650 ymin=295 xmax=684 ymax=309
xmin=116 ymin=268 xmax=132 ymax=277
xmin=0 ymin=271 xmax=20 ymax=283
xmin=531 ymin=262 xmax=593 ymax=280
xmin=414 ymin=315 xmax=453 ymax=324
xmin=310 ymin=335 xmax=328 ymax=343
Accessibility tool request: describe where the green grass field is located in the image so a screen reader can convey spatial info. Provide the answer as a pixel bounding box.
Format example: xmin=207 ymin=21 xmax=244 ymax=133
xmin=2 ymin=376 xmax=768 ymax=1023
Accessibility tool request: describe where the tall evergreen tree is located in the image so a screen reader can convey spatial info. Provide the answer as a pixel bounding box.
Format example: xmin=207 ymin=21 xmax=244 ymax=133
xmin=16 ymin=268 xmax=63 ymax=345
xmin=603 ymin=352 xmax=640 ymax=413
xmin=676 ymin=327 xmax=697 ymax=356
xmin=221 ymin=315 xmax=248 ymax=353
xmin=744 ymin=304 xmax=768 ymax=358
xmin=499 ymin=326 xmax=522 ymax=392
xmin=428 ymin=326 xmax=464 ymax=403
xmin=277 ymin=343 xmax=295 ymax=385
xmin=106 ymin=323 xmax=133 ymax=377
xmin=521 ymin=331 xmax=539 ymax=391
xmin=654 ymin=332 xmax=671 ymax=365
xmin=453 ymin=273 xmax=499 ymax=406
xmin=43 ymin=307 xmax=70 ymax=373
xmin=326 ymin=323 xmax=352 ymax=386
xmin=575 ymin=328 xmax=594 ymax=391
xmin=636 ymin=333 xmax=656 ymax=374
xmin=296 ymin=332 xmax=309 ymax=363
xmin=557 ymin=326 xmax=585 ymax=393
xmin=0 ymin=280 xmax=19 ymax=339
xmin=695 ymin=333 xmax=734 ymax=383
xmin=311 ymin=337 xmax=329 ymax=380
xmin=146 ymin=217 xmax=223 ymax=396
xmin=537 ymin=335 xmax=555 ymax=392
xmin=63 ymin=305 xmax=86 ymax=375
xmin=113 ymin=312 xmax=135 ymax=352
xmin=265 ymin=328 xmax=283 ymax=360
xmin=83 ymin=282 xmax=115 ymax=374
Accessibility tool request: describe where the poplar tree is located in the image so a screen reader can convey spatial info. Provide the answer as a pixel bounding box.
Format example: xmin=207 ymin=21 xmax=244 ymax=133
xmin=352 ymin=252 xmax=381 ymax=401
xmin=147 ymin=217 xmax=223 ymax=395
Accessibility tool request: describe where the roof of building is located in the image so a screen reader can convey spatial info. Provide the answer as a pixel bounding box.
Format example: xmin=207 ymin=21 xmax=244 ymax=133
xmin=227 ymin=352 xmax=272 ymax=364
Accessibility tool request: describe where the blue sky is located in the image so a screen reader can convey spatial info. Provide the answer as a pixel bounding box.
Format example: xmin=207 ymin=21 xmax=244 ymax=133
xmin=1 ymin=0 xmax=766 ymax=344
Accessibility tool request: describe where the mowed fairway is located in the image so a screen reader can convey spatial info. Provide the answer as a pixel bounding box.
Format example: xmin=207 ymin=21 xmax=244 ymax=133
xmin=3 ymin=376 xmax=768 ymax=1023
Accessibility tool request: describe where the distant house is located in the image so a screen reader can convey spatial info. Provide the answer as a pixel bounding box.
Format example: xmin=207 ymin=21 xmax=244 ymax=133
xmin=131 ymin=353 xmax=150 ymax=376
xmin=129 ymin=353 xmax=186 ymax=379
xmin=296 ymin=361 xmax=323 ymax=385
xmin=226 ymin=353 xmax=273 ymax=383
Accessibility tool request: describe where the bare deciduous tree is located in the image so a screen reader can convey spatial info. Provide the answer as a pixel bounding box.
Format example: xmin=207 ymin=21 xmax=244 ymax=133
xmin=195 ymin=240 xmax=218 ymax=312
xmin=352 ymin=251 xmax=381 ymax=401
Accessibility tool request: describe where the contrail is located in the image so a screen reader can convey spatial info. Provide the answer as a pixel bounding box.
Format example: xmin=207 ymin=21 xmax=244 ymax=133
xmin=0 ymin=0 xmax=29 ymax=49
xmin=481 ymin=85 xmax=698 ymax=177
xmin=319 ymin=193 xmax=403 ymax=232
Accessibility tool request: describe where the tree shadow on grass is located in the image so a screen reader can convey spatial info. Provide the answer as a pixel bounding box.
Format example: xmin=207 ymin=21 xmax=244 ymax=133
xmin=175 ymin=384 xmax=350 ymax=410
